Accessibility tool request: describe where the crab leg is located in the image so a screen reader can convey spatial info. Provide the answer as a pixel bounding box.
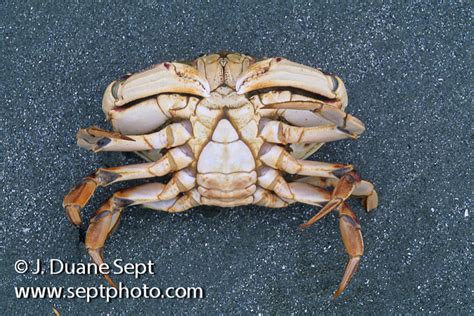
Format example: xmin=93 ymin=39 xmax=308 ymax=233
xmin=63 ymin=145 xmax=194 ymax=226
xmin=257 ymin=170 xmax=365 ymax=298
xmin=259 ymin=119 xmax=358 ymax=145
xmin=258 ymin=168 xmax=331 ymax=205
xmin=334 ymin=202 xmax=364 ymax=298
xmin=258 ymin=167 xmax=377 ymax=213
xmin=76 ymin=122 xmax=192 ymax=152
xmin=257 ymin=166 xmax=294 ymax=199
xmin=299 ymin=171 xmax=361 ymax=230
xmin=286 ymin=182 xmax=332 ymax=206
xmin=156 ymin=168 xmax=196 ymax=201
xmin=259 ymin=143 xmax=352 ymax=178
xmin=260 ymin=101 xmax=365 ymax=135
xmin=297 ymin=176 xmax=378 ymax=211
xmin=253 ymin=187 xmax=288 ymax=208
xmin=256 ymin=165 xmax=362 ymax=226
xmin=143 ymin=189 xmax=201 ymax=212
xmin=85 ymin=184 xmax=198 ymax=287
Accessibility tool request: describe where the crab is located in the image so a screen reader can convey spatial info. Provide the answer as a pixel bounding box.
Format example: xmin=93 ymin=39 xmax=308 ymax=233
xmin=63 ymin=52 xmax=378 ymax=298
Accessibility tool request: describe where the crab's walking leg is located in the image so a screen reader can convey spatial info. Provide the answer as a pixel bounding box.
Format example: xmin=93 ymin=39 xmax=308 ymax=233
xmin=258 ymin=100 xmax=365 ymax=142
xmin=258 ymin=143 xmax=361 ymax=225
xmin=257 ymin=166 xmax=329 ymax=202
xmin=333 ymin=202 xmax=364 ymax=299
xmin=353 ymin=180 xmax=378 ymax=211
xmin=259 ymin=143 xmax=352 ymax=178
xmin=143 ymin=189 xmax=200 ymax=212
xmin=253 ymin=187 xmax=288 ymax=208
xmin=63 ymin=145 xmax=193 ymax=226
xmin=299 ymin=171 xmax=361 ymax=229
xmin=86 ymin=185 xmax=199 ymax=287
xmin=297 ymin=176 xmax=378 ymax=212
xmin=257 ymin=99 xmax=364 ymax=159
xmin=257 ymin=165 xmax=364 ymax=228
xmin=259 ymin=117 xmax=363 ymax=145
xmin=156 ymin=168 xmax=196 ymax=201
xmin=76 ymin=122 xmax=192 ymax=152
xmin=258 ymin=169 xmax=365 ymax=298
xmin=260 ymin=101 xmax=363 ymax=133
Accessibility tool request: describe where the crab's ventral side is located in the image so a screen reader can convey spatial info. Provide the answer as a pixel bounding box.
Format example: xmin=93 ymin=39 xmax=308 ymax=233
xmin=63 ymin=53 xmax=378 ymax=298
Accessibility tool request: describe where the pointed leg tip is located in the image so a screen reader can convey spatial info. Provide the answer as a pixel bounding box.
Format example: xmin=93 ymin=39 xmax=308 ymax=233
xmin=87 ymin=247 xmax=118 ymax=287
xmin=332 ymin=289 xmax=343 ymax=299
xmin=52 ymin=306 xmax=60 ymax=316
xmin=65 ymin=205 xmax=83 ymax=227
xmin=87 ymin=248 xmax=105 ymax=266
xmin=332 ymin=275 xmax=351 ymax=299
xmin=104 ymin=274 xmax=118 ymax=288
xmin=335 ymin=256 xmax=361 ymax=300
xmin=365 ymin=205 xmax=376 ymax=213
xmin=363 ymin=190 xmax=378 ymax=212
xmin=299 ymin=223 xmax=309 ymax=230
xmin=300 ymin=199 xmax=343 ymax=230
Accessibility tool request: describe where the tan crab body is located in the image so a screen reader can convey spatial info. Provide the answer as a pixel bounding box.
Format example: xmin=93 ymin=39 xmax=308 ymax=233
xmin=64 ymin=52 xmax=378 ymax=298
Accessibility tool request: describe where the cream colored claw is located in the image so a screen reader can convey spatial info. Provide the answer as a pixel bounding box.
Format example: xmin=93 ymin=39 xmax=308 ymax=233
xmin=236 ymin=58 xmax=346 ymax=102
xmin=103 ymin=62 xmax=210 ymax=114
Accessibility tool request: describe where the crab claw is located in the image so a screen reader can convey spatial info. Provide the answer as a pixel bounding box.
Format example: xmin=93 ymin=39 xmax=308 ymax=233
xmin=85 ymin=199 xmax=122 ymax=288
xmin=333 ymin=202 xmax=364 ymax=299
xmin=300 ymin=171 xmax=360 ymax=230
xmin=236 ymin=58 xmax=346 ymax=103
xmin=103 ymin=62 xmax=210 ymax=115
